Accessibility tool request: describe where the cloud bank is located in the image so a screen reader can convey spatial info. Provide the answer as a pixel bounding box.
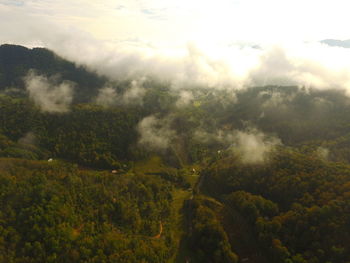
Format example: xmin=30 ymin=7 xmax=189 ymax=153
xmin=30 ymin=39 xmax=350 ymax=95
xmin=95 ymin=86 xmax=118 ymax=107
xmin=3 ymin=0 xmax=350 ymax=95
xmin=95 ymin=77 xmax=146 ymax=106
xmin=233 ymin=128 xmax=281 ymax=164
xmin=194 ymin=127 xmax=281 ymax=164
xmin=137 ymin=115 xmax=175 ymax=151
xmin=137 ymin=112 xmax=281 ymax=164
xmin=24 ymin=71 xmax=74 ymax=113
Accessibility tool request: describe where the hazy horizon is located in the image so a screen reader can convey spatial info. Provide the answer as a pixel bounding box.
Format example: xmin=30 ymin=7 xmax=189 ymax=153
xmin=2 ymin=0 xmax=350 ymax=91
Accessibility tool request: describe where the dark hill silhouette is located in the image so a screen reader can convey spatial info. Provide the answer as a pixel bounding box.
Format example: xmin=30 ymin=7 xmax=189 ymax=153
xmin=0 ymin=44 xmax=107 ymax=102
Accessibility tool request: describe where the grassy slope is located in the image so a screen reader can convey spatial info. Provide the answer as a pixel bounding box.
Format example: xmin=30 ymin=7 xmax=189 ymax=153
xmin=130 ymin=156 xmax=197 ymax=262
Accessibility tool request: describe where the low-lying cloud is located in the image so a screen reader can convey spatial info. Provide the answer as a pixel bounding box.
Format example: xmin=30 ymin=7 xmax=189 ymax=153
xmin=48 ymin=39 xmax=350 ymax=95
xmin=249 ymin=44 xmax=350 ymax=92
xmin=137 ymin=115 xmax=175 ymax=151
xmin=5 ymin=11 xmax=350 ymax=94
xmin=176 ymin=90 xmax=194 ymax=107
xmin=194 ymin=127 xmax=281 ymax=164
xmin=18 ymin=131 xmax=36 ymax=146
xmin=122 ymin=77 xmax=146 ymax=105
xmin=95 ymin=86 xmax=118 ymax=106
xmin=316 ymin=146 xmax=329 ymax=160
xmin=24 ymin=71 xmax=74 ymax=113
xmin=3 ymin=0 xmax=350 ymax=94
xmin=233 ymin=128 xmax=281 ymax=164
xmin=95 ymin=77 xmax=146 ymax=107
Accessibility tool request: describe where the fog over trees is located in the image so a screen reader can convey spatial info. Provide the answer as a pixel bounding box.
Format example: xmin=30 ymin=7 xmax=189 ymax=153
xmin=2 ymin=44 xmax=350 ymax=262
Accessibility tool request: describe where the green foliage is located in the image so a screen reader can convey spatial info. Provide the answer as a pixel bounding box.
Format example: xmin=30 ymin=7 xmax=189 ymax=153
xmin=36 ymin=104 xmax=140 ymax=168
xmin=184 ymin=196 xmax=238 ymax=263
xmin=0 ymin=95 xmax=140 ymax=168
xmin=203 ymin=150 xmax=350 ymax=262
xmin=0 ymin=158 xmax=175 ymax=262
xmin=4 ymin=44 xmax=350 ymax=262
xmin=0 ymin=44 xmax=107 ymax=103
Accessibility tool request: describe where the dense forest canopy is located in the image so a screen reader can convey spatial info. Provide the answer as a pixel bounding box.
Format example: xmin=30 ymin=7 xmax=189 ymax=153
xmin=1 ymin=44 xmax=350 ymax=262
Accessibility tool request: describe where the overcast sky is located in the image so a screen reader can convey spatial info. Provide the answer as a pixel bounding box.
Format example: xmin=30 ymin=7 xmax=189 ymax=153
xmin=1 ymin=0 xmax=350 ymax=89
xmin=1 ymin=0 xmax=350 ymax=46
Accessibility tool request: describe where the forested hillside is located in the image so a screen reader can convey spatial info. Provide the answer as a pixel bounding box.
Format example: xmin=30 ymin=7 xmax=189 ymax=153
xmin=1 ymin=44 xmax=350 ymax=262
xmin=0 ymin=44 xmax=106 ymax=102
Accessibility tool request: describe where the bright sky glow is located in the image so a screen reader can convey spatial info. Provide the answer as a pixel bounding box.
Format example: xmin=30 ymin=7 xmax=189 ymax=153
xmin=1 ymin=0 xmax=350 ymax=90
xmin=2 ymin=0 xmax=350 ymax=47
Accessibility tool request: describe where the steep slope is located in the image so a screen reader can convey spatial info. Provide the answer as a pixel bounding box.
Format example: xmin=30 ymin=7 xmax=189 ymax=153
xmin=0 ymin=44 xmax=106 ymax=102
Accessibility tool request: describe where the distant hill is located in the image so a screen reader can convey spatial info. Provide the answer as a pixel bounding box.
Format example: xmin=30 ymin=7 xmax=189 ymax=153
xmin=0 ymin=44 xmax=107 ymax=102
xmin=320 ymin=39 xmax=350 ymax=48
